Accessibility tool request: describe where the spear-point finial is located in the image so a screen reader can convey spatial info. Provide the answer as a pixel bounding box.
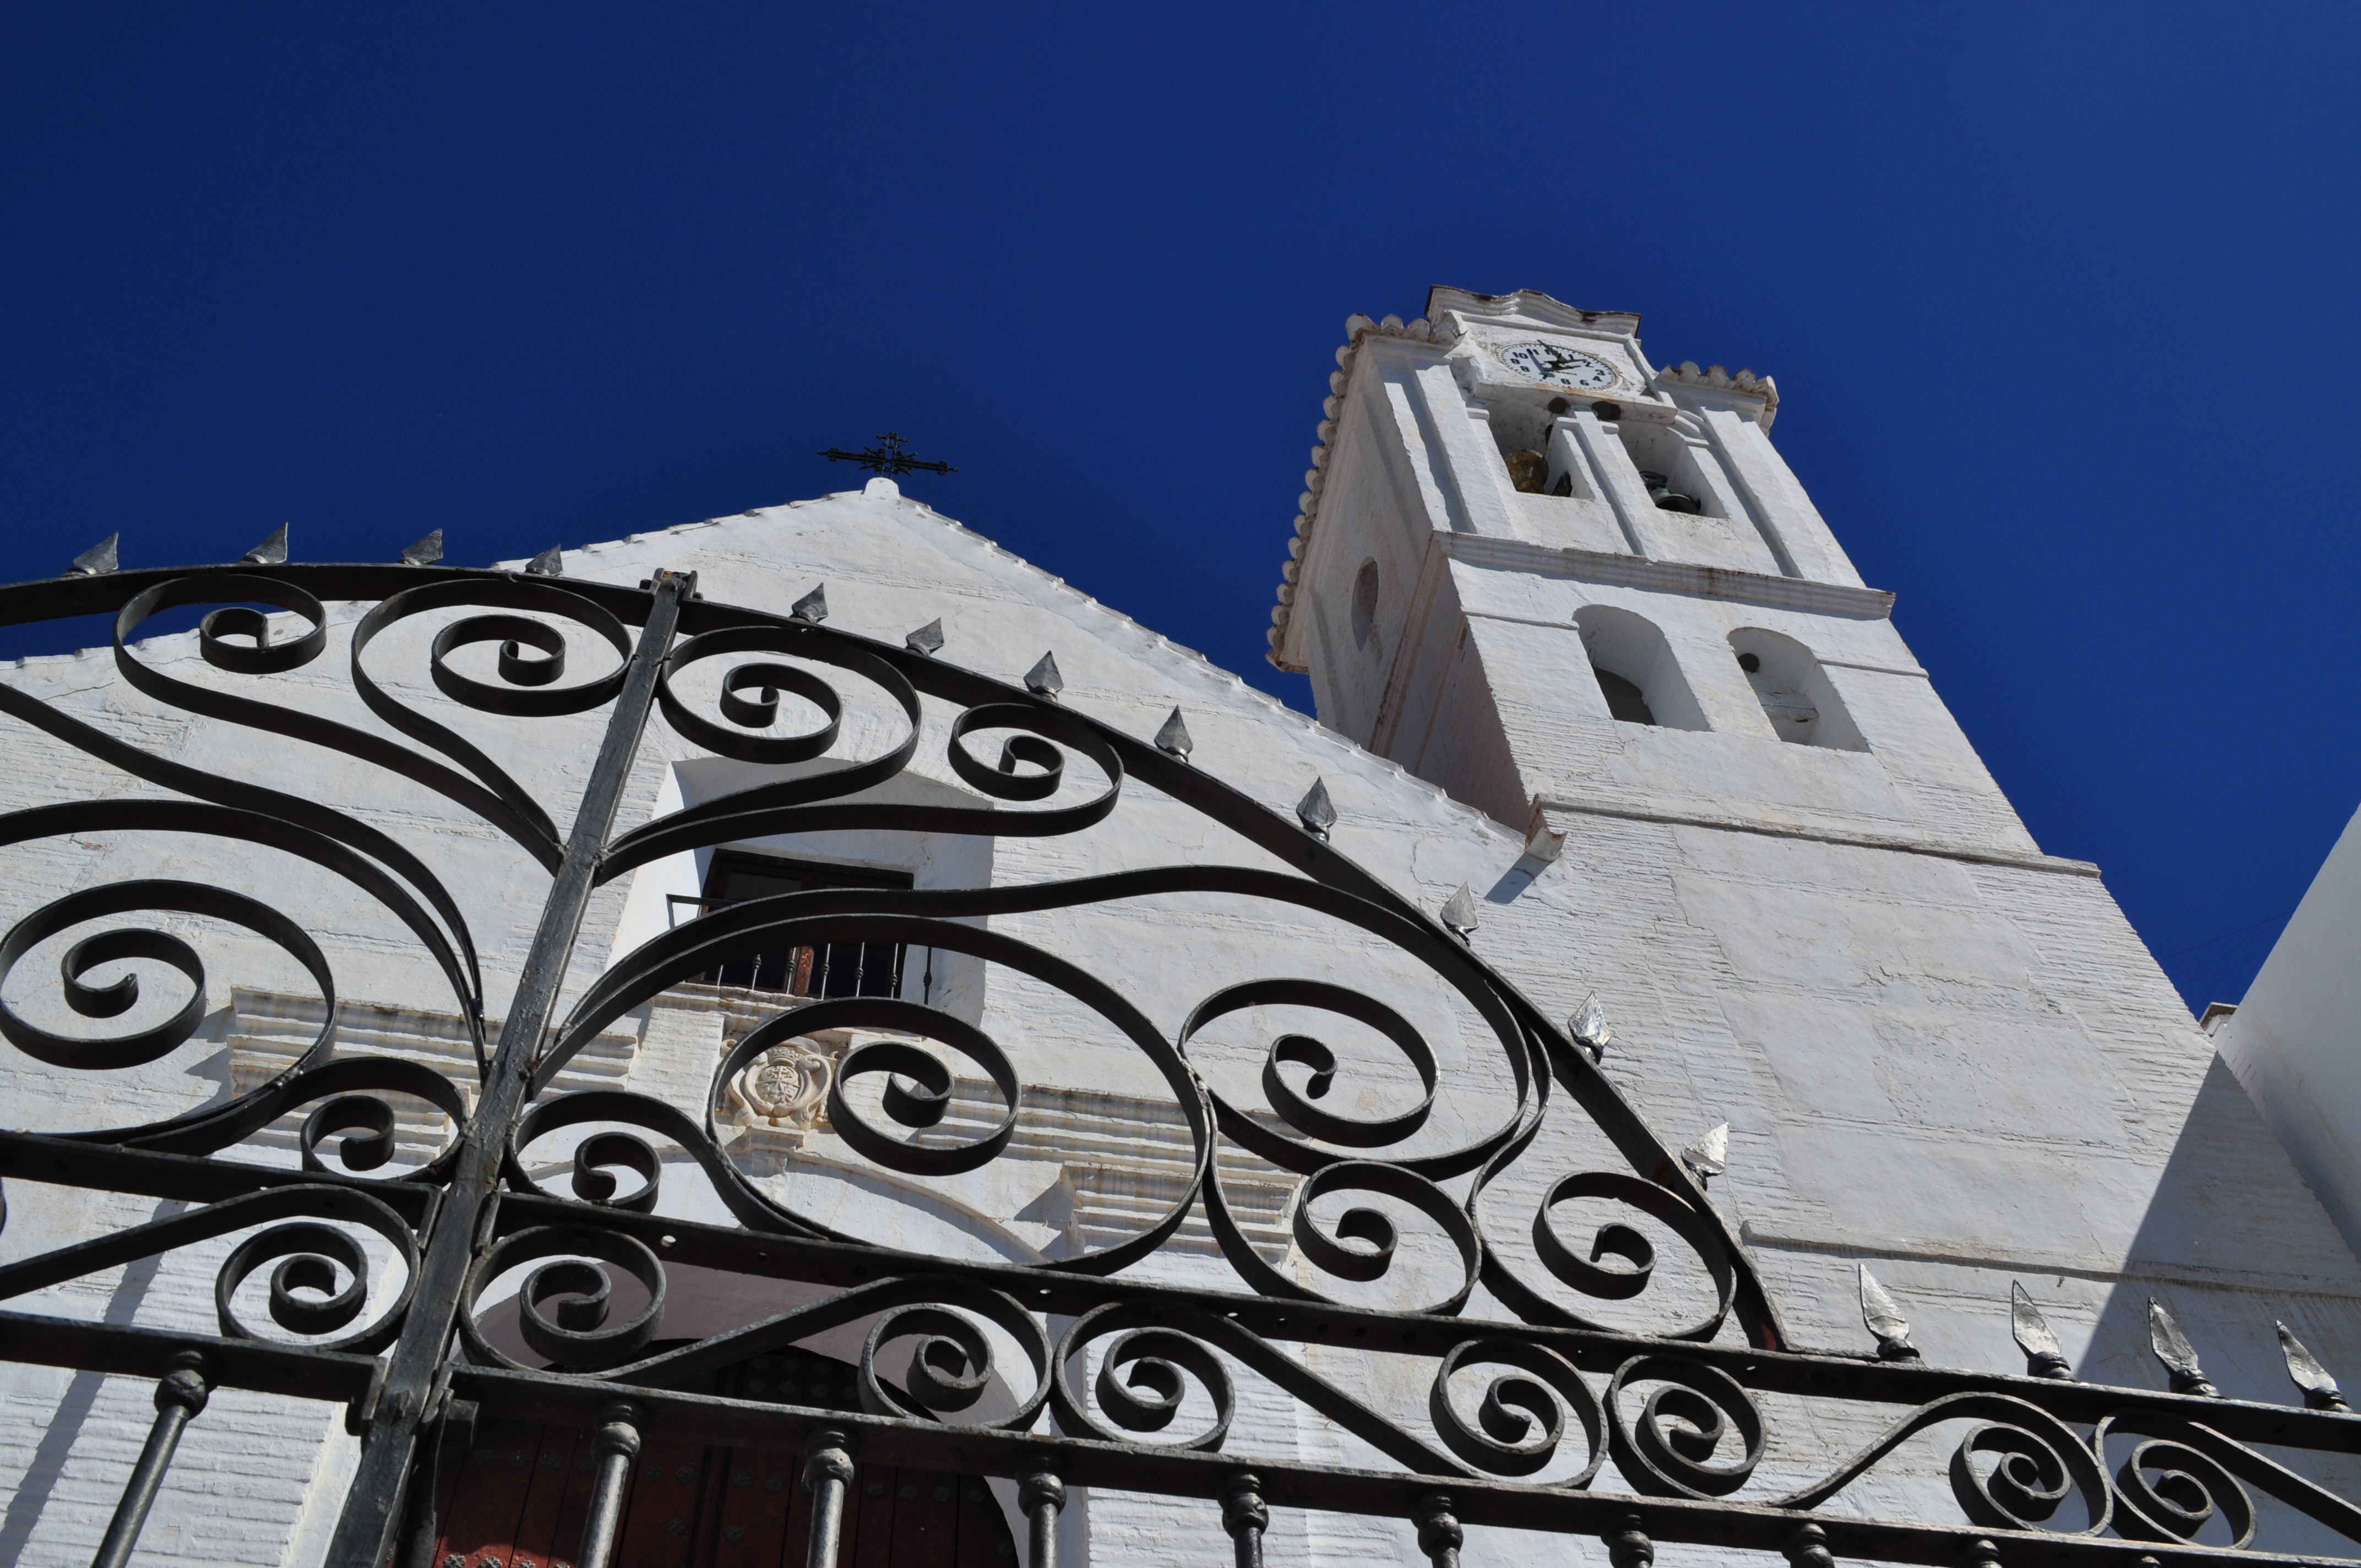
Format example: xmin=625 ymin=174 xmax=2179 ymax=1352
xmin=2148 ymin=1299 xmax=2218 ymax=1396
xmin=1859 ymin=1265 xmax=1921 ymax=1362
xmin=1024 ymin=651 xmax=1063 ymax=699
xmin=1439 ymin=883 xmax=1478 ymax=939
xmin=2278 ymin=1321 xmax=2349 ymax=1410
xmin=905 ymin=618 xmax=944 ymax=656
xmin=1680 ymin=1120 xmax=1728 ymax=1185
xmin=241 ymin=522 xmax=290 ymax=564
xmin=1295 ymin=777 xmax=1336 ymax=837
xmin=1570 ymin=993 xmax=1612 ymax=1063
xmin=1154 ymin=707 xmax=1194 ymax=761
xmin=2011 ymin=1282 xmax=2072 ymax=1379
xmin=66 ymin=533 xmax=119 ymax=576
xmin=400 ymin=529 xmax=444 ymax=565
xmin=790 ymin=584 xmax=828 ymax=624
xmin=524 ymin=544 xmax=564 ymax=576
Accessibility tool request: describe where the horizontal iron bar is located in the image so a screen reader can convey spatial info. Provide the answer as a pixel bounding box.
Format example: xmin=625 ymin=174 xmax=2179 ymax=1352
xmin=496 ymin=1192 xmax=2361 ymax=1453
xmin=447 ymin=1364 xmax=2346 ymax=1568
xmin=0 ymin=1130 xmax=440 ymax=1228
xmin=0 ymin=1309 xmax=383 ymax=1409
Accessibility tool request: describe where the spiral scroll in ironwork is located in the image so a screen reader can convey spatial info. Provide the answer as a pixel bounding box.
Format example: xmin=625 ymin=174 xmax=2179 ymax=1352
xmin=1774 ymin=1391 xmax=2112 ymax=1536
xmin=1605 ymin=1353 xmax=1766 ymax=1499
xmin=567 ymin=1130 xmax=662 ymax=1212
xmin=575 ymin=1273 xmax=1053 ymax=1434
xmin=1057 ymin=1314 xmax=1236 ymax=1451
xmin=0 ymin=858 xmax=471 ymax=1164
xmin=855 ymin=1282 xmax=1053 ymax=1428
xmin=2096 ymin=1411 xmax=2261 ymax=1547
xmin=1181 ymin=979 xmax=1438 ymax=1155
xmin=210 ymin=1196 xmax=418 ymax=1352
xmin=1428 ymin=1336 xmax=1604 ymax=1484
xmin=610 ymin=624 xmax=929 ymax=875
xmin=460 ymin=1223 xmax=668 ymax=1371
xmin=274 ymin=1052 xmax=467 ymax=1184
xmin=117 ymin=573 xmax=619 ymax=869
xmin=1281 ymin=1160 xmax=1485 ymax=1314
xmin=2095 ymin=1408 xmax=2361 ymax=1553
xmin=721 ymin=997 xmax=1025 ymax=1178
xmin=1164 ymin=960 xmax=1531 ymax=1313
xmin=1052 ymin=1298 xmax=1467 ymax=1477
xmin=655 ymin=623 xmax=857 ymax=764
xmin=209 ymin=1191 xmax=418 ymax=1353
xmin=0 ymin=878 xmax=328 ymax=1072
xmin=0 ymin=1184 xmax=420 ymax=1353
xmin=1486 ymin=1171 xmax=1738 ymax=1341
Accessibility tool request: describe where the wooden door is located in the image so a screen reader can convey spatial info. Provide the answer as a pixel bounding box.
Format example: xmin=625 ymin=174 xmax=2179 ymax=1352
xmin=431 ymin=1348 xmax=1017 ymax=1568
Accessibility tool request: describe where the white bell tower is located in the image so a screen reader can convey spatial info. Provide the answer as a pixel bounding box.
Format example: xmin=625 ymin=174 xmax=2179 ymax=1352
xmin=1271 ymin=286 xmax=2042 ymax=866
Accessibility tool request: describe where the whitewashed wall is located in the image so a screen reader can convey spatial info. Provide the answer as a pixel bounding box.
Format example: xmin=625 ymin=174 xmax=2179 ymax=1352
xmin=0 ymin=371 xmax=2350 ymax=1568
xmin=2215 ymin=801 xmax=2361 ymax=1257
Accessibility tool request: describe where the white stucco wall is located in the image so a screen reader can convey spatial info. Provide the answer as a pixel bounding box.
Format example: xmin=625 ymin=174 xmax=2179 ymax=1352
xmin=0 ymin=312 xmax=2352 ymax=1567
xmin=2216 ymin=801 xmax=2361 ymax=1256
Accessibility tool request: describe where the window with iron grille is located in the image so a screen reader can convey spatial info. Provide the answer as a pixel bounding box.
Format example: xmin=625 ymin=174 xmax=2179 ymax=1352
xmin=678 ymin=852 xmax=913 ymax=999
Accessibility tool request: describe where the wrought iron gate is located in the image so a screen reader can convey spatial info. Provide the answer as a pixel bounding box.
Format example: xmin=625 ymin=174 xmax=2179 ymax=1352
xmin=0 ymin=549 xmax=2354 ymax=1568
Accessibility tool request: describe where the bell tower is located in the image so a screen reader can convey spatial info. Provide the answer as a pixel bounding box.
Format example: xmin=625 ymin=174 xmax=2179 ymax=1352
xmin=1271 ymin=286 xmax=2042 ymax=867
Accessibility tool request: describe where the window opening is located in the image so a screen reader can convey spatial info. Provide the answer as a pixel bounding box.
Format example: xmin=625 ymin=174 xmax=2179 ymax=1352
xmin=1351 ymin=559 xmax=1380 ymax=649
xmin=1575 ymin=605 xmax=1710 ymax=732
xmin=1595 ymin=669 xmax=1656 ymax=725
xmin=670 ymin=852 xmax=916 ymax=999
xmin=1729 ymin=630 xmax=1868 ymax=751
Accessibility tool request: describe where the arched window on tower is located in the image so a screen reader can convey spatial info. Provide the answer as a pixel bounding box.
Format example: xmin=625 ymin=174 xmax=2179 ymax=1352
xmin=1728 ymin=628 xmax=1868 ymax=751
xmin=1574 ymin=606 xmax=1709 ymax=731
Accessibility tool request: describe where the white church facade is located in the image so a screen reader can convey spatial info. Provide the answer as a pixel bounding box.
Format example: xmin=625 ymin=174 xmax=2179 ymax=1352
xmin=0 ymin=286 xmax=2353 ymax=1568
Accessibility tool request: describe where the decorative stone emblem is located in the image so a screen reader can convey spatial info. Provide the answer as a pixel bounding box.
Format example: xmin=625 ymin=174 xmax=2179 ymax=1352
xmin=727 ymin=1041 xmax=835 ymax=1128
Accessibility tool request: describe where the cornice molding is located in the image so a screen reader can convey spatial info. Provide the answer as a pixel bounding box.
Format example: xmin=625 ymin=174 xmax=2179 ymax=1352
xmin=1656 ymin=359 xmax=1780 ymax=425
xmin=1445 ymin=533 xmax=1897 ymax=619
xmin=1531 ymin=797 xmax=2098 ymax=879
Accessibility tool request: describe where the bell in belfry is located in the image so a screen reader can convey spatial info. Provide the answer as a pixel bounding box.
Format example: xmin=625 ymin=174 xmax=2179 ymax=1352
xmin=1639 ymin=469 xmax=1702 ymax=514
xmin=1505 ymin=448 xmax=1548 ymax=493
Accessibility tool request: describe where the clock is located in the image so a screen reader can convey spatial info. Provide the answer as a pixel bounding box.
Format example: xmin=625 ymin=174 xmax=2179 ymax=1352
xmin=1495 ymin=340 xmax=1621 ymax=392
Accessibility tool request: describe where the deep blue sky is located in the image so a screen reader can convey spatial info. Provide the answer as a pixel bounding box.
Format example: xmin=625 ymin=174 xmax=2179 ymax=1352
xmin=4 ymin=5 xmax=2355 ymax=1012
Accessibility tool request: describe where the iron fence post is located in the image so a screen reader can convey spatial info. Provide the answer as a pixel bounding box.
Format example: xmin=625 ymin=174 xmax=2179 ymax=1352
xmin=89 ymin=1351 xmax=209 ymax=1568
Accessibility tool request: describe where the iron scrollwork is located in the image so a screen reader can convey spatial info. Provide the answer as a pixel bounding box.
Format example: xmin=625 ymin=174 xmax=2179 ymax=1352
xmin=0 ymin=551 xmax=2353 ymax=1568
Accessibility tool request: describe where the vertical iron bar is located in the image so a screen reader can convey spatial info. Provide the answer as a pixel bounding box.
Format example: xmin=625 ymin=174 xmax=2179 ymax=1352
xmin=323 ymin=571 xmax=693 ymax=1567
xmin=575 ymin=1400 xmax=644 ymax=1568
xmin=1606 ymin=1512 xmax=1653 ymax=1568
xmin=802 ymin=1428 xmax=856 ymax=1568
xmin=1019 ymin=1454 xmax=1063 ymax=1568
xmin=90 ymin=1353 xmax=208 ymax=1568
xmin=391 ymin=1397 xmax=475 ymax=1568
xmin=1784 ymin=1523 xmax=1835 ymax=1568
xmin=1220 ymin=1472 xmax=1266 ymax=1568
xmin=1412 ymin=1492 xmax=1461 ymax=1568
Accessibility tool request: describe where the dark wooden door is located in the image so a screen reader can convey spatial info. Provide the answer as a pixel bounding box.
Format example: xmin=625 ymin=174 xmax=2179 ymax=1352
xmin=431 ymin=1348 xmax=1016 ymax=1568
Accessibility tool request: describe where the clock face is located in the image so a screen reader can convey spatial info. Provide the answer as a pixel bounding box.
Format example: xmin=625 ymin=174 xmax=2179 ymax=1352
xmin=1496 ymin=340 xmax=1621 ymax=391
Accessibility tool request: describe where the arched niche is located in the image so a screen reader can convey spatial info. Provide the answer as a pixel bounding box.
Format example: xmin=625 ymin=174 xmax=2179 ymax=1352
xmin=1728 ymin=628 xmax=1868 ymax=752
xmin=1573 ymin=606 xmax=1709 ymax=732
